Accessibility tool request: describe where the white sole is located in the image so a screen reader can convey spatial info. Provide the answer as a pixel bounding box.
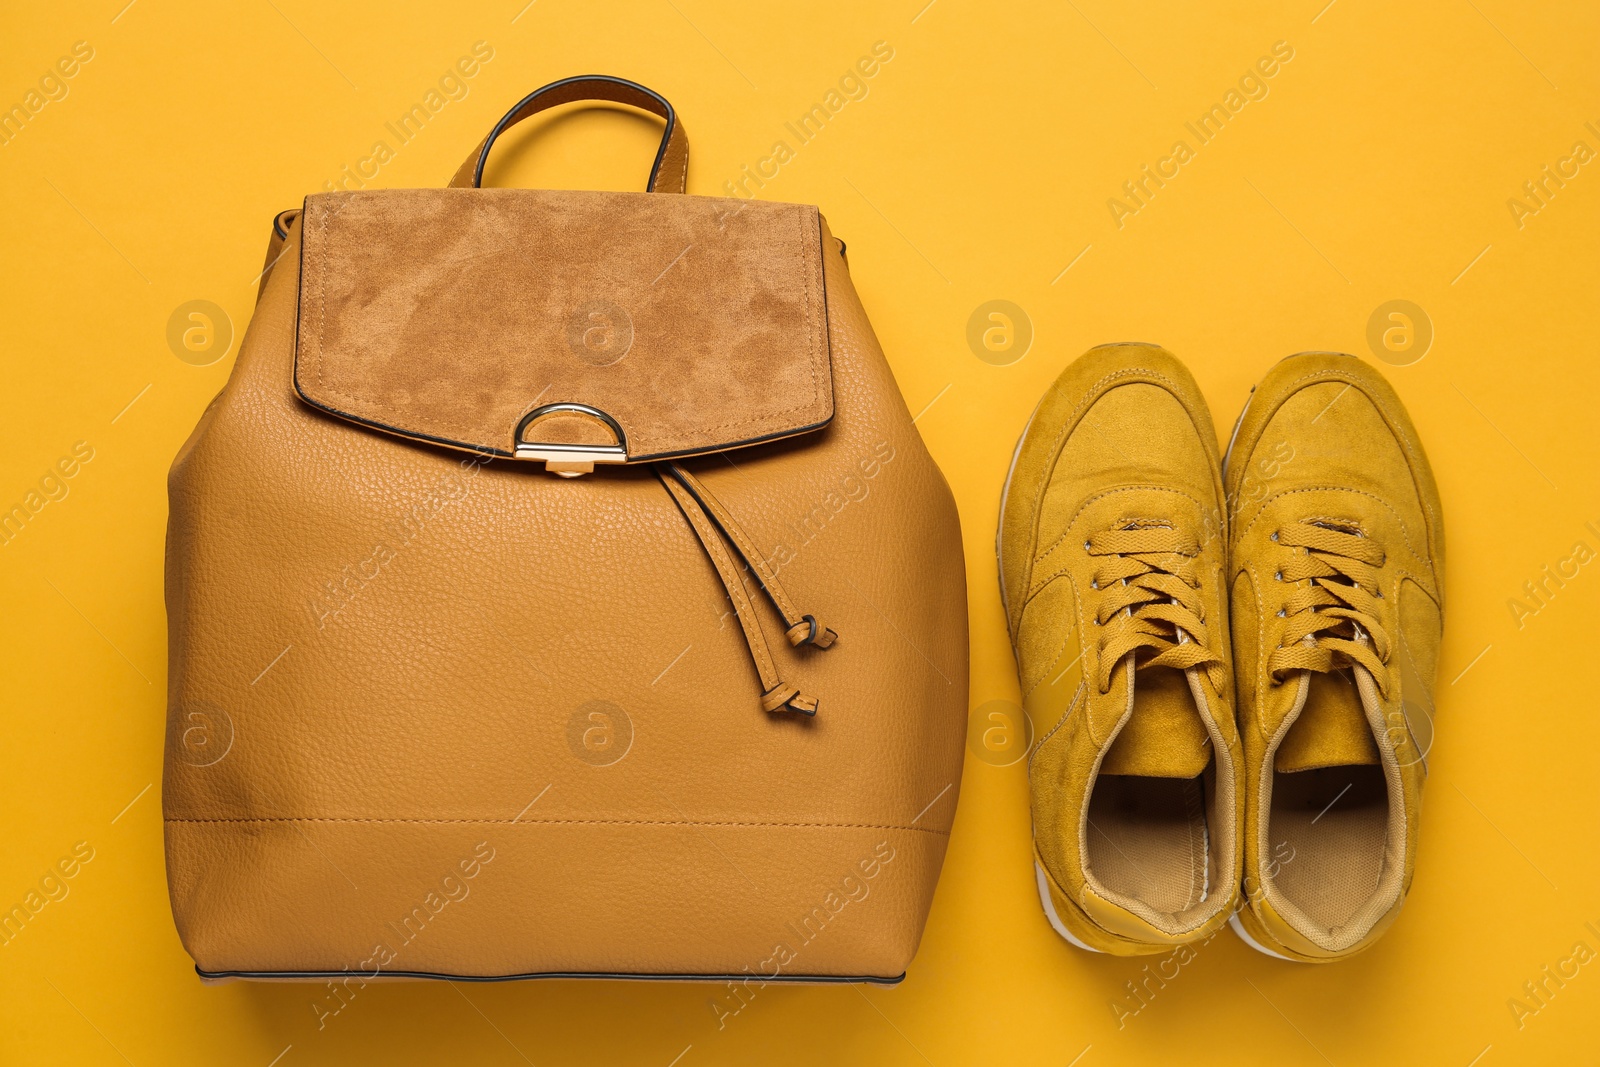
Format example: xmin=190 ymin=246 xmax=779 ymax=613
xmin=1035 ymin=863 xmax=1104 ymax=953
xmin=1009 ymin=402 xmax=1107 ymax=957
xmin=1221 ymin=384 xmax=1254 ymax=481
xmin=995 ymin=393 xmax=1048 ymax=620
xmin=1228 ymin=911 xmax=1298 ymax=961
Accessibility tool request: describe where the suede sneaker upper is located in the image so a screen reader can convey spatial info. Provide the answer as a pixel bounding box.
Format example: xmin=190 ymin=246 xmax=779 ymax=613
xmin=999 ymin=343 xmax=1243 ymax=955
xmin=1224 ymin=352 xmax=1445 ymax=962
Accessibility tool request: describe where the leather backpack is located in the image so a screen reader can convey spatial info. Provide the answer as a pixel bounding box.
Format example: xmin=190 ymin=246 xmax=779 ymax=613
xmin=163 ymin=76 xmax=968 ymax=983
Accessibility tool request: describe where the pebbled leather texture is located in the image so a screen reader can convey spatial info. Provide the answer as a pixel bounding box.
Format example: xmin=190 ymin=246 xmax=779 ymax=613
xmin=294 ymin=189 xmax=833 ymax=462
xmin=162 ymin=90 xmax=967 ymax=981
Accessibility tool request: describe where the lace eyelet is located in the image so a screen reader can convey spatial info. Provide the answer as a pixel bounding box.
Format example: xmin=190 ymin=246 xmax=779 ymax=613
xmin=1274 ymin=571 xmax=1283 ymax=581
xmin=1084 ymin=540 xmax=1092 ymax=551
xmin=1090 ymin=580 xmax=1098 ymax=589
xmin=1276 ymin=608 xmax=1286 ymax=617
xmin=1270 ymin=531 xmax=1279 ymax=542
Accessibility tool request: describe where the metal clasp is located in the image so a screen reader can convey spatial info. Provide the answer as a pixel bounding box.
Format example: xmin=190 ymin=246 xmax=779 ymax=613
xmin=514 ymin=404 xmax=628 ymax=477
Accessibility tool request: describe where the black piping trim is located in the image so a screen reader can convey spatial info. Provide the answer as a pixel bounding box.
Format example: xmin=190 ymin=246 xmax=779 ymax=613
xmin=272 ymin=208 xmax=299 ymax=241
xmin=814 ymin=209 xmax=836 ymax=410
xmin=292 ymin=383 xmax=832 ymax=465
xmin=472 ymin=75 xmax=680 ymax=192
xmin=196 ymin=966 xmax=905 ymax=985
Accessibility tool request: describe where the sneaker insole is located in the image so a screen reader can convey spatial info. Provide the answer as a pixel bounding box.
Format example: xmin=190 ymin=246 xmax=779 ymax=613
xmin=1086 ymin=772 xmax=1209 ymax=916
xmin=1269 ymin=765 xmax=1387 ymax=930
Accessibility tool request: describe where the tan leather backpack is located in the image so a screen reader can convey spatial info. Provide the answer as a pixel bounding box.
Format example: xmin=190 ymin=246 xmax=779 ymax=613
xmin=163 ymin=76 xmax=968 ymax=984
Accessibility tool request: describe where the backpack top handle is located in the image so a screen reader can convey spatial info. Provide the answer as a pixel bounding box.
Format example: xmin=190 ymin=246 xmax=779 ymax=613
xmin=448 ymin=75 xmax=689 ymax=193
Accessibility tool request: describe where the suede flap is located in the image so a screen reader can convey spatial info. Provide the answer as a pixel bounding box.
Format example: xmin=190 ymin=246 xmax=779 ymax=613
xmin=293 ymin=188 xmax=833 ymax=461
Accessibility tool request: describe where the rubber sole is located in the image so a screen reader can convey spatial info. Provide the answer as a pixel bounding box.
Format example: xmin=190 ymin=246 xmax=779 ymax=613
xmin=995 ymin=391 xmax=1047 ymax=620
xmin=1034 ymin=863 xmax=1104 ymax=953
xmin=1227 ymin=912 xmax=1298 ymax=961
xmin=1006 ymin=392 xmax=1106 ymax=958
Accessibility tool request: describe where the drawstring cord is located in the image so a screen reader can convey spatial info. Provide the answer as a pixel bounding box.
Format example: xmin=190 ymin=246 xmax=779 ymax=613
xmin=656 ymin=463 xmax=837 ymax=715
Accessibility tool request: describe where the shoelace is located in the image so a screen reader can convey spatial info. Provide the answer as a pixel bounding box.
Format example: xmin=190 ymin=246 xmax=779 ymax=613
xmin=1267 ymin=521 xmax=1390 ymax=697
xmin=657 ymin=463 xmax=837 ymax=715
xmin=1086 ymin=524 xmax=1226 ymax=694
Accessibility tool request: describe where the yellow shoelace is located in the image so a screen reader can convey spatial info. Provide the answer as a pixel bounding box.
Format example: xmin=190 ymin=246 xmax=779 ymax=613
xmin=1267 ymin=521 xmax=1390 ymax=697
xmin=1087 ymin=524 xmax=1225 ymax=694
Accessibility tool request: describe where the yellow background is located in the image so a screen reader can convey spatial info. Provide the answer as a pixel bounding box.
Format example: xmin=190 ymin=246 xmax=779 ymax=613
xmin=2 ymin=0 xmax=1597 ymax=1063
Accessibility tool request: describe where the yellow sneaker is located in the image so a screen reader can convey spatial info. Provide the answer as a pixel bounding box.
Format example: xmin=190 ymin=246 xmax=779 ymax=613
xmin=999 ymin=343 xmax=1243 ymax=955
xmin=1223 ymin=352 xmax=1444 ymax=962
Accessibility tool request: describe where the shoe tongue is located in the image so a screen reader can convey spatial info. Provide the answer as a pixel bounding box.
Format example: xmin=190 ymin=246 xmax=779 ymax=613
xmin=1100 ymin=662 xmax=1212 ymax=778
xmin=1275 ymin=670 xmax=1382 ymax=772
